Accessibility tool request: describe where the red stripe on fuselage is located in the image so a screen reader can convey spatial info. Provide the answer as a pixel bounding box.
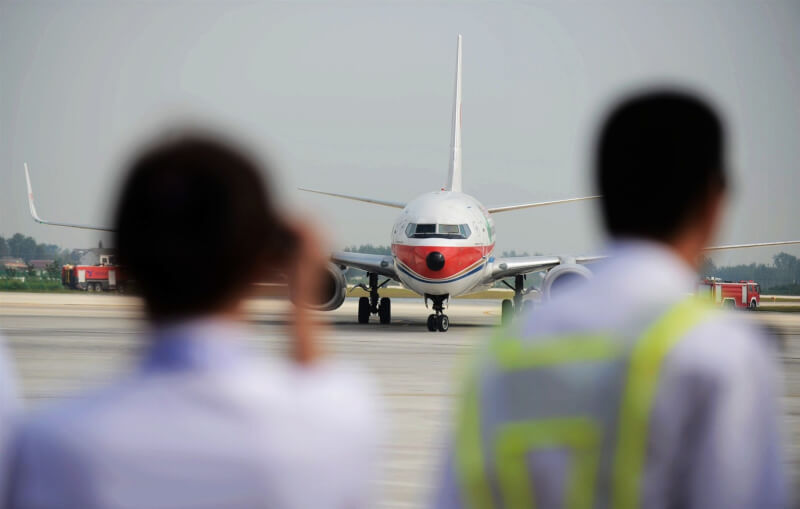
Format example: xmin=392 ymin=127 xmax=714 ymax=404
xmin=392 ymin=244 xmax=493 ymax=280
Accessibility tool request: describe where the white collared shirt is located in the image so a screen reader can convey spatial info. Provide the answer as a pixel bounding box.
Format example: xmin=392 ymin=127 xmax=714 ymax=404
xmin=434 ymin=240 xmax=787 ymax=509
xmin=9 ymin=319 xmax=380 ymax=509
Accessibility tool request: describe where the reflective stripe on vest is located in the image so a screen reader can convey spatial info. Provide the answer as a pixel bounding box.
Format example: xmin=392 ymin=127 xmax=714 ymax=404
xmin=455 ymin=297 xmax=713 ymax=509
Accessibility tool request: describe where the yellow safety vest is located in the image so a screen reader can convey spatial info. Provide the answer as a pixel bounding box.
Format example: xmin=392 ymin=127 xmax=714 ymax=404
xmin=455 ymin=297 xmax=714 ymax=509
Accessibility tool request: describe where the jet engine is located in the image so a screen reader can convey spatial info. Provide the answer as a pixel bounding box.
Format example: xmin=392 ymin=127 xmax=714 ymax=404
xmin=541 ymin=263 xmax=592 ymax=300
xmin=302 ymin=262 xmax=348 ymax=311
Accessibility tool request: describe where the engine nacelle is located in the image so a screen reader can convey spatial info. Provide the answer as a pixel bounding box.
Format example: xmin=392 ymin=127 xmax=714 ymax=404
xmin=541 ymin=263 xmax=592 ymax=300
xmin=303 ymin=262 xmax=348 ymax=311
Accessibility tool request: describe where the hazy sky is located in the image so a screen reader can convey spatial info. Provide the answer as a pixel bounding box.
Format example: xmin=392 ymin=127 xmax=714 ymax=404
xmin=1 ymin=1 xmax=798 ymax=265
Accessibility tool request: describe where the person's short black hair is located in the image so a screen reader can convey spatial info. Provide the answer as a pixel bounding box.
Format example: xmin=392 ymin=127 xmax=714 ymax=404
xmin=114 ymin=134 xmax=296 ymax=322
xmin=595 ymin=89 xmax=727 ymax=241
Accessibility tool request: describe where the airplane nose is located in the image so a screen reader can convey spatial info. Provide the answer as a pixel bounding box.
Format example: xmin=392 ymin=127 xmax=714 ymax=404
xmin=426 ymin=251 xmax=445 ymax=271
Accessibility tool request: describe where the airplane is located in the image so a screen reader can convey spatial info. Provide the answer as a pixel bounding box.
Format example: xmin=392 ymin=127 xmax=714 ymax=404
xmin=23 ymin=35 xmax=800 ymax=332
xmin=296 ymin=35 xmax=800 ymax=331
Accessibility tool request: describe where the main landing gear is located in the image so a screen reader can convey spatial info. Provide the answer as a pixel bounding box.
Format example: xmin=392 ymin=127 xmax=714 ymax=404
xmin=357 ymin=272 xmax=392 ymax=324
xmin=425 ymin=294 xmax=450 ymax=332
xmin=500 ymin=274 xmax=534 ymax=326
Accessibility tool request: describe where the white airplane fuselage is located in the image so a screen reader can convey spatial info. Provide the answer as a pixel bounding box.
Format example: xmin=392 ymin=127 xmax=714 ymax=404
xmin=390 ymin=191 xmax=496 ymax=298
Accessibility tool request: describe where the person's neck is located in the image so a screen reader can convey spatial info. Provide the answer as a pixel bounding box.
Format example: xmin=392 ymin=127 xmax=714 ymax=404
xmin=664 ymin=231 xmax=707 ymax=272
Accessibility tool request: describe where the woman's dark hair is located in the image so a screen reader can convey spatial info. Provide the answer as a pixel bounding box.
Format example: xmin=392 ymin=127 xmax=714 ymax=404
xmin=595 ymin=89 xmax=727 ymax=241
xmin=114 ymin=135 xmax=296 ymax=322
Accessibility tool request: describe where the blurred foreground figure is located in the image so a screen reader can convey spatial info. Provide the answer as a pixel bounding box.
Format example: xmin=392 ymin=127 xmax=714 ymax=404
xmin=0 ymin=335 xmax=20 ymax=503
xmin=8 ymin=136 xmax=380 ymax=509
xmin=435 ymin=91 xmax=786 ymax=508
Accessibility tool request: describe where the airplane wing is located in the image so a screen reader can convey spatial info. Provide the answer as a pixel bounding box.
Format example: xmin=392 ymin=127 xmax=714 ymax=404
xmin=487 ymin=195 xmax=601 ymax=214
xmin=482 ymin=237 xmax=800 ymax=284
xmin=24 ymin=164 xmax=115 ymax=232
xmin=299 ymin=188 xmax=405 ymax=209
xmin=705 ymin=240 xmax=800 ymax=251
xmin=331 ymin=251 xmax=398 ymax=280
xmin=483 ymin=236 xmax=800 ymax=283
xmin=485 ymin=254 xmax=603 ymax=282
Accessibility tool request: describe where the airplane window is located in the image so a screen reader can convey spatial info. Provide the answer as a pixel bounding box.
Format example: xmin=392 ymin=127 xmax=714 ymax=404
xmin=405 ymin=223 xmax=472 ymax=239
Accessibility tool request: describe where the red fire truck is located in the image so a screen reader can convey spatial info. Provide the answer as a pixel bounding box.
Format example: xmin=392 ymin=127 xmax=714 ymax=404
xmin=697 ymin=277 xmax=761 ymax=310
xmin=61 ymin=254 xmax=130 ymax=293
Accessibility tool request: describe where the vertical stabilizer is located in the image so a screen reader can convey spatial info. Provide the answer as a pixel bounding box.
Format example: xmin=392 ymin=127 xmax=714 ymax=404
xmin=446 ymin=35 xmax=463 ymax=192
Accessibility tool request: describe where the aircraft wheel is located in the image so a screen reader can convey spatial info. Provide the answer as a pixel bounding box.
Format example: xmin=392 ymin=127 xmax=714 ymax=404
xmin=358 ymin=297 xmax=370 ymax=324
xmin=379 ymin=298 xmax=391 ymax=324
xmin=501 ymin=299 xmax=514 ymax=326
xmin=437 ymin=315 xmax=449 ymax=332
xmin=427 ymin=314 xmax=437 ymax=332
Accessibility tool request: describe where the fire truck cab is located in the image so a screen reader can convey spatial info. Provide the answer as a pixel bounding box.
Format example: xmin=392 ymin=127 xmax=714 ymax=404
xmin=697 ymin=277 xmax=760 ymax=310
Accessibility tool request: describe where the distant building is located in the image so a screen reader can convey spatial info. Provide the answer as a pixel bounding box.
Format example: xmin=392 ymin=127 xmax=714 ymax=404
xmin=0 ymin=257 xmax=27 ymax=272
xmin=29 ymin=259 xmax=55 ymax=275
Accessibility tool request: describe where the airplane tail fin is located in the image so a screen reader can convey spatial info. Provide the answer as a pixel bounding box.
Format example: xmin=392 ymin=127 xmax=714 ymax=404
xmin=446 ymin=35 xmax=463 ymax=192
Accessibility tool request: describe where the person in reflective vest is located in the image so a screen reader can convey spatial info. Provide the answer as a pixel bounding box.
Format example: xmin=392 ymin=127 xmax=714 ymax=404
xmin=433 ymin=90 xmax=787 ymax=509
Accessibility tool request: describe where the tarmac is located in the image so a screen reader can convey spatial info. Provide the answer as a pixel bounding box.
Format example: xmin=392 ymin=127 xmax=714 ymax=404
xmin=1 ymin=291 xmax=798 ymax=507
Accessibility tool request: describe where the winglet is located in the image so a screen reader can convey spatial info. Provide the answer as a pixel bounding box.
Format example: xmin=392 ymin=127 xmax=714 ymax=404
xmin=22 ymin=163 xmax=114 ymax=232
xmin=24 ymin=163 xmax=44 ymax=224
xmin=446 ymin=34 xmax=463 ymax=193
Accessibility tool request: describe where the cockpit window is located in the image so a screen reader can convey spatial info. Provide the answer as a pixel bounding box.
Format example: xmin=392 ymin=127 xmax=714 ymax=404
xmin=405 ymin=223 xmax=472 ymax=239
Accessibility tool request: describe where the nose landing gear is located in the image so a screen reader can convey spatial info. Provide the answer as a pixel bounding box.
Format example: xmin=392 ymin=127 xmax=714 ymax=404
xmin=356 ymin=272 xmax=392 ymax=324
xmin=425 ymin=294 xmax=450 ymax=332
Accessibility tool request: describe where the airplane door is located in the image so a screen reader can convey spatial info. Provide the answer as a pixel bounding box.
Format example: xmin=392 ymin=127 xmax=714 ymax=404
xmin=78 ymin=270 xmax=86 ymax=283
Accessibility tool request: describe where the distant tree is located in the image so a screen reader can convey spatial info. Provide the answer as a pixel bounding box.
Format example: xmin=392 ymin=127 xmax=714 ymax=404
xmin=699 ymin=256 xmax=717 ymax=276
xmin=8 ymin=234 xmax=37 ymax=262
xmin=0 ymin=236 xmax=8 ymax=257
xmin=45 ymin=261 xmax=61 ymax=279
xmin=34 ymin=243 xmax=59 ymax=259
xmin=703 ymin=252 xmax=799 ymax=289
xmin=501 ymin=250 xmax=531 ymax=257
xmin=7 ymin=234 xmax=24 ymax=258
xmin=344 ymin=244 xmax=392 ymax=255
xmin=773 ymin=252 xmax=799 ymax=284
